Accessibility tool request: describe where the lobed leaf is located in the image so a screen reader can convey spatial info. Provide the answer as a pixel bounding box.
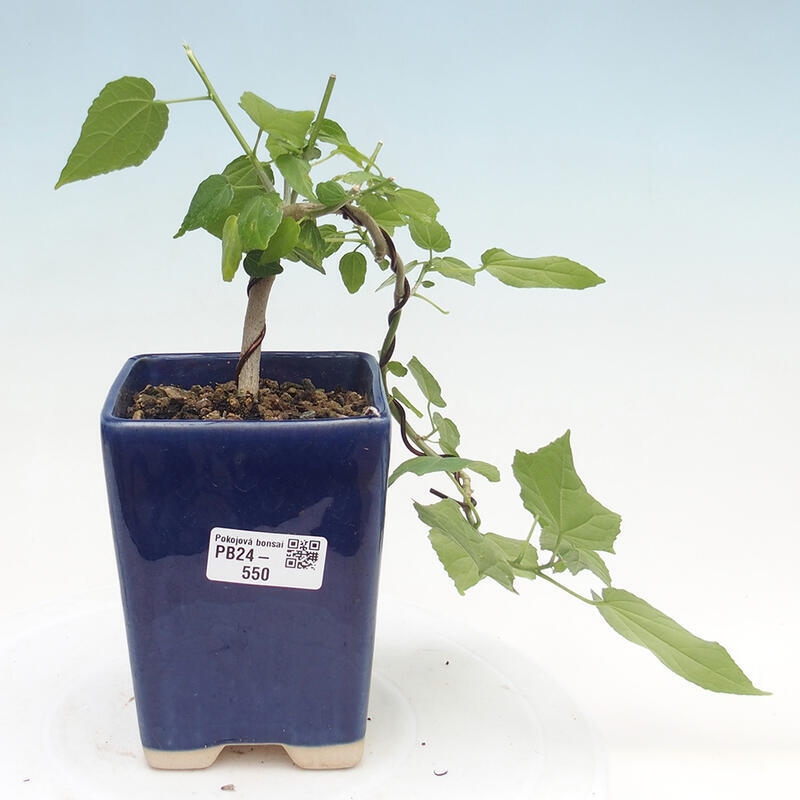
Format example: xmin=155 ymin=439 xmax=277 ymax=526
xmin=415 ymin=499 xmax=516 ymax=594
xmin=56 ymin=77 xmax=169 ymax=188
xmin=513 ymin=431 xmax=620 ymax=584
xmin=428 ymin=530 xmax=483 ymax=593
xmin=481 ymin=249 xmax=604 ymax=289
xmin=594 ymin=588 xmax=769 ymax=695
xmin=389 ymin=455 xmax=500 ymax=486
xmin=484 ymin=533 xmax=540 ymax=578
xmin=239 ymin=92 xmax=314 ymax=148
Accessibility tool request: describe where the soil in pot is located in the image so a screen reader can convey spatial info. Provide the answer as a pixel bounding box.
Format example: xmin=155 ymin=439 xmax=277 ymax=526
xmin=128 ymin=377 xmax=373 ymax=421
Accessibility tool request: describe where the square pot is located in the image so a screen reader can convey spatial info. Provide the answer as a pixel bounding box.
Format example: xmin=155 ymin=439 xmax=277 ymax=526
xmin=101 ymin=352 xmax=391 ymax=769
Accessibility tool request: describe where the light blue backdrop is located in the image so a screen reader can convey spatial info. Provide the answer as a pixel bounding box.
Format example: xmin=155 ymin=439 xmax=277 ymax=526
xmin=1 ymin=2 xmax=797 ymax=797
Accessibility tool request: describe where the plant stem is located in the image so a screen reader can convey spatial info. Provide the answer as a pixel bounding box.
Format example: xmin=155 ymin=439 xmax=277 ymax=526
xmin=183 ymin=45 xmax=275 ymax=194
xmin=366 ymin=140 xmax=384 ymax=171
xmin=289 ymin=74 xmax=337 ymax=205
xmin=537 ymin=572 xmax=597 ymax=605
xmin=511 ymin=522 xmax=538 ymax=567
xmin=524 ymin=521 xmax=536 ymax=546
xmin=237 ymin=275 xmax=276 ymax=396
xmin=305 ymin=74 xmax=337 ymax=157
xmin=161 ymin=95 xmax=212 ymax=105
xmin=412 ymin=293 xmax=449 ymax=315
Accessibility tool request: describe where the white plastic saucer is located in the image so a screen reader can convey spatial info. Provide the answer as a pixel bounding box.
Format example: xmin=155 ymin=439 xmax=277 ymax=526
xmin=0 ymin=588 xmax=605 ymax=798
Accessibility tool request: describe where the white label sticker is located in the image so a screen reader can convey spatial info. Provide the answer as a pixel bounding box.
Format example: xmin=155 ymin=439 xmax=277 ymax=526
xmin=206 ymin=527 xmax=328 ymax=590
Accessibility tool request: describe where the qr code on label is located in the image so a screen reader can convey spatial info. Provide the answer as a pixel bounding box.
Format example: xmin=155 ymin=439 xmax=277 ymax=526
xmin=285 ymin=537 xmax=321 ymax=570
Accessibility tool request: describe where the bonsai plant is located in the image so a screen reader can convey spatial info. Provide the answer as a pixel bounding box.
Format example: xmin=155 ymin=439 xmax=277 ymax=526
xmin=56 ymin=45 xmax=766 ymax=769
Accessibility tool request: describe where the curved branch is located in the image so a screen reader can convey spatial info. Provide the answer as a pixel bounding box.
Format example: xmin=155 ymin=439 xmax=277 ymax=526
xmin=283 ymin=201 xmax=331 ymax=220
xmin=339 ymin=204 xmax=389 ymax=262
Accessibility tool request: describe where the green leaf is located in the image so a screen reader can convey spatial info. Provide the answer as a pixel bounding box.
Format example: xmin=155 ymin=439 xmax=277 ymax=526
xmin=481 ymin=249 xmax=604 ymax=289
xmin=316 ymin=180 xmax=350 ymax=207
xmin=290 ymin=219 xmax=327 ymax=273
xmin=339 ymin=251 xmax=368 ymax=294
xmin=407 ymin=356 xmax=446 ymax=408
xmin=261 ymin=216 xmax=300 ymax=261
xmin=594 ymin=588 xmax=769 ymax=695
xmin=334 ymin=143 xmax=371 ymax=167
xmin=317 ymin=118 xmax=351 ymax=147
xmin=56 ymin=77 xmax=168 ymax=188
xmin=264 ymin=134 xmax=293 ymax=161
xmin=275 ymin=154 xmax=316 ymax=200
xmin=318 ymin=223 xmax=347 ymax=258
xmin=385 ymin=361 xmax=408 ymax=377
xmin=428 ymin=530 xmax=482 ymax=593
xmin=416 ymin=499 xmax=516 ymax=594
xmin=221 ymin=215 xmax=242 ymax=282
xmin=236 ymin=191 xmax=283 ymax=251
xmin=430 ymin=256 xmax=477 ymax=285
xmin=391 ymin=388 xmax=423 ymax=418
xmin=243 ymin=251 xmax=284 ymax=278
xmin=239 ymin=92 xmax=314 ymax=148
xmin=513 ymin=431 xmax=620 ymax=584
xmin=242 ymin=216 xmax=298 ymax=277
xmin=356 ymin=193 xmax=405 ymax=232
xmin=339 ymin=170 xmax=373 ymax=185
xmin=484 ymin=533 xmax=540 ymax=578
xmin=392 ymin=188 xmax=439 ymax=223
xmin=409 ymin=219 xmax=451 ymax=252
xmin=222 ymin=154 xmax=275 ymax=188
xmin=563 ymin=549 xmax=612 ymax=587
xmin=389 ymin=455 xmax=500 ymax=486
xmin=178 ymin=157 xmax=276 ymax=240
xmin=432 ymin=412 xmax=461 ymax=455
xmin=174 ymin=174 xmax=234 ymax=238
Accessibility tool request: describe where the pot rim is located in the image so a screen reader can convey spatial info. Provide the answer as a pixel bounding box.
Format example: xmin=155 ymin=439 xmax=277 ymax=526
xmin=101 ymin=350 xmax=391 ymax=426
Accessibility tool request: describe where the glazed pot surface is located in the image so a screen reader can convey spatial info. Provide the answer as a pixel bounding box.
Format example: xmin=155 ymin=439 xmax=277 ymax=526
xmin=101 ymin=352 xmax=391 ymax=764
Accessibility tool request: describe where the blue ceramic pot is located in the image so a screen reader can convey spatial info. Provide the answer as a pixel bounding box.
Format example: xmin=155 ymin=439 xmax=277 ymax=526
xmin=101 ymin=352 xmax=391 ymax=769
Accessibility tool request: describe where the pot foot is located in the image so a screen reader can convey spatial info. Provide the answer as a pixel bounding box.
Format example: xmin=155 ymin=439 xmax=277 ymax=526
xmin=142 ymin=739 xmax=364 ymax=770
xmin=283 ymin=739 xmax=364 ymax=769
xmin=143 ymin=744 xmax=225 ymax=770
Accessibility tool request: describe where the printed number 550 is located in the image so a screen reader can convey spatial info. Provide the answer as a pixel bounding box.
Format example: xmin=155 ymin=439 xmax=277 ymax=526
xmin=242 ymin=565 xmax=270 ymax=582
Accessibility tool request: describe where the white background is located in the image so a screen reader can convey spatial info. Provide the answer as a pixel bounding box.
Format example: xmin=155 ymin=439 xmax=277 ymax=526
xmin=1 ymin=1 xmax=798 ymax=796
